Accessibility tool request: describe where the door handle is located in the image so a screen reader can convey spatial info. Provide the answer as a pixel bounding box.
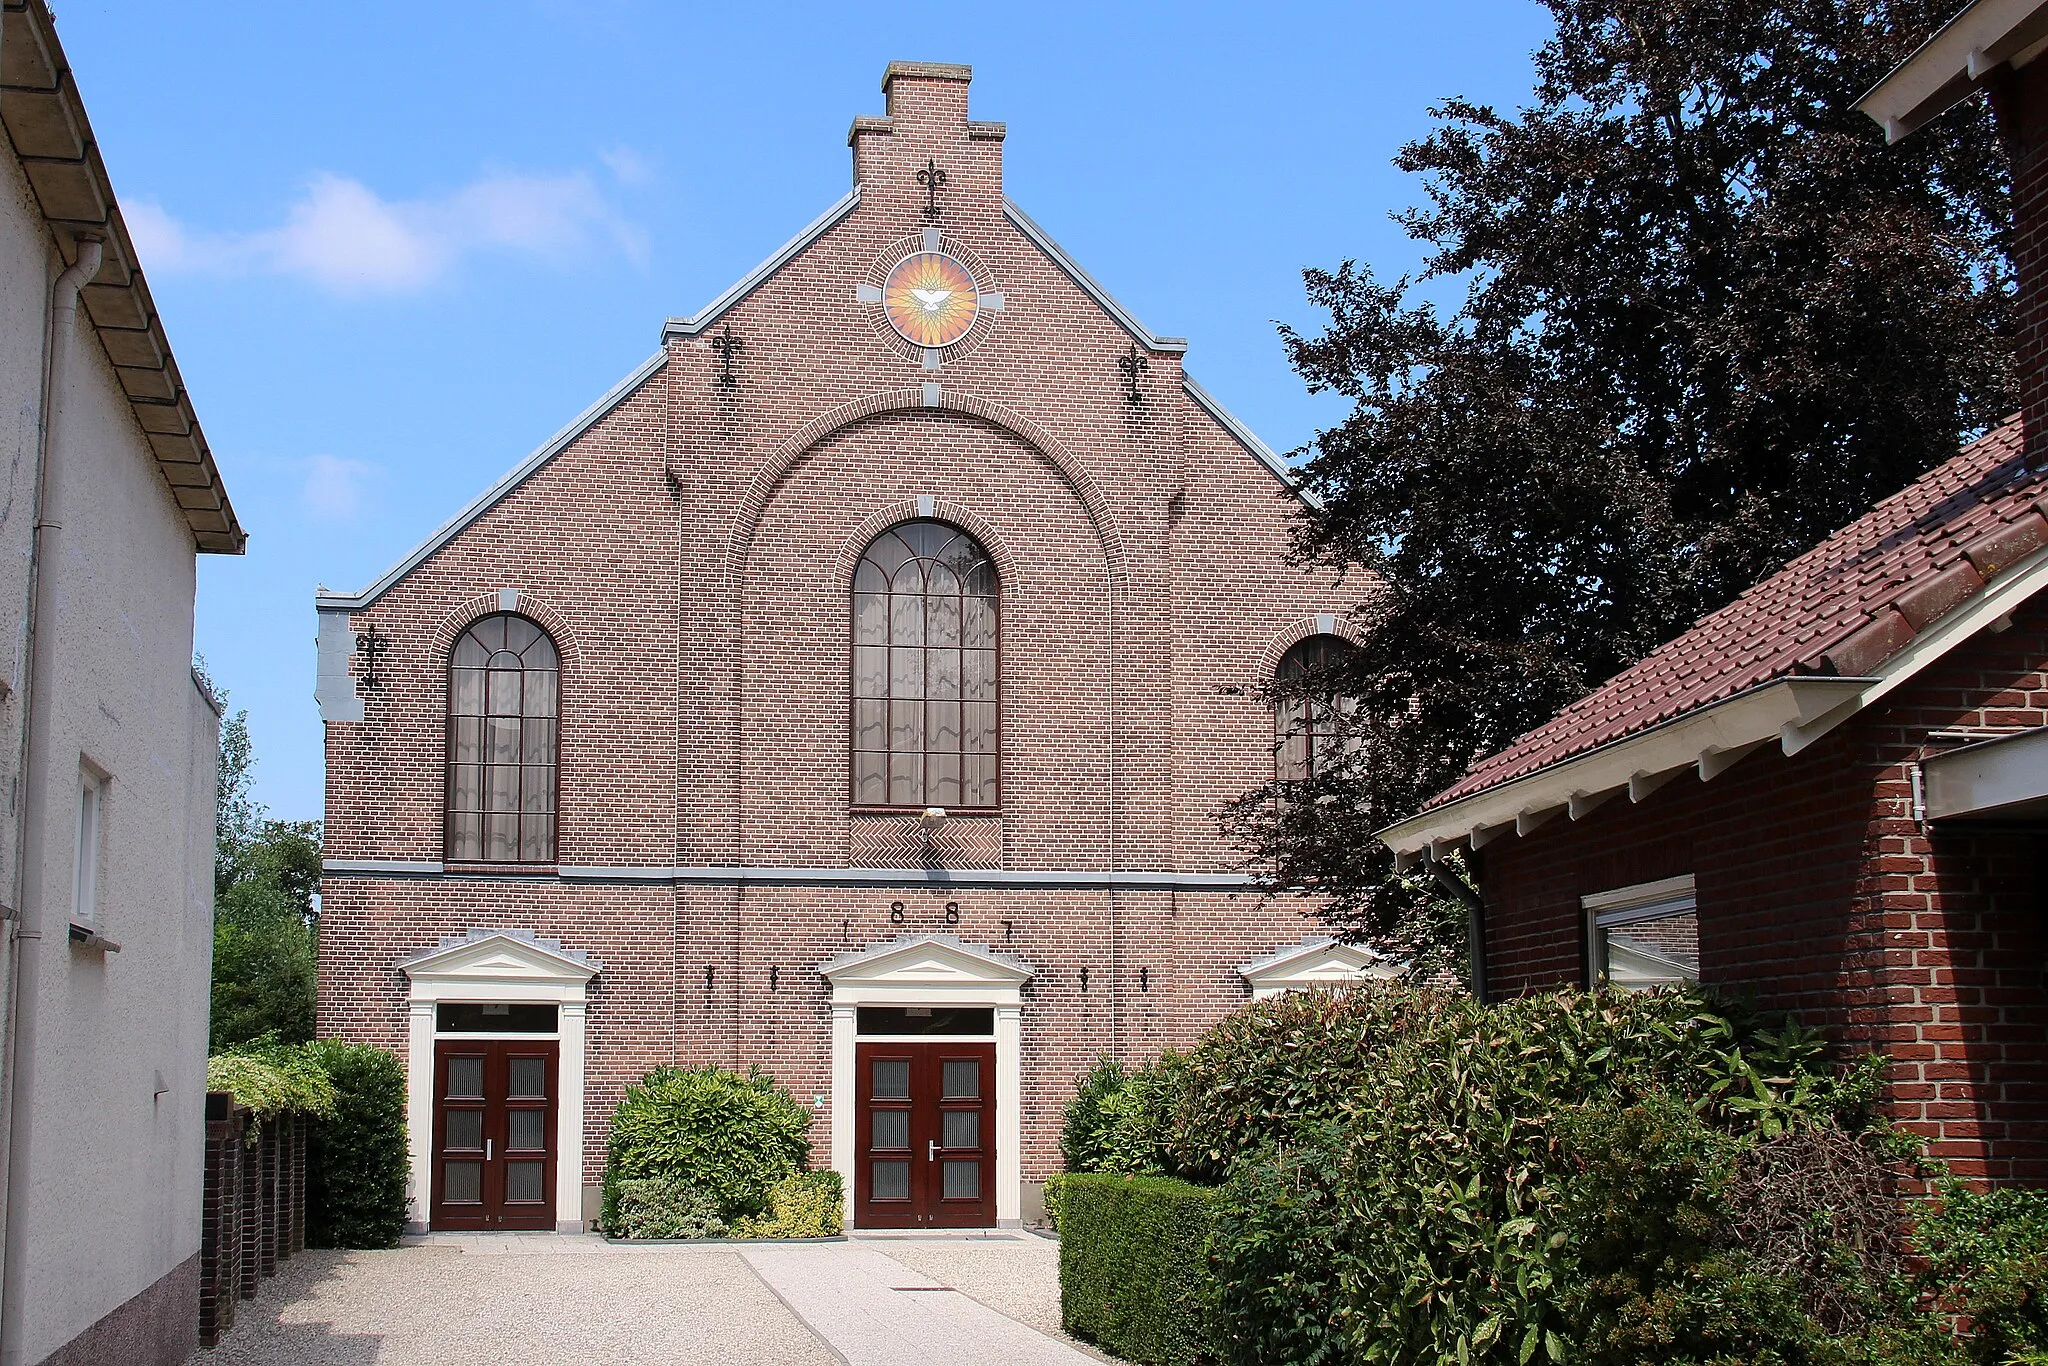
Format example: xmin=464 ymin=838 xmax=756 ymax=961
xmin=928 ymin=1139 xmax=940 ymax=1160
xmin=486 ymin=1138 xmax=493 ymax=1161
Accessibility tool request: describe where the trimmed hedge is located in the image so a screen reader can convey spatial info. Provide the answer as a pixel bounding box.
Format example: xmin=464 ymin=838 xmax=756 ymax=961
xmin=736 ymin=1170 xmax=844 ymax=1238
xmin=301 ymin=1040 xmax=409 ymax=1249
xmin=1060 ymin=1173 xmax=1220 ymax=1366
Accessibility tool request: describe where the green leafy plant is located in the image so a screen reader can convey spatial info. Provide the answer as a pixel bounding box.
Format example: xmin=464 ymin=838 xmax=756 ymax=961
xmin=735 ymin=1171 xmax=844 ymax=1239
xmin=1042 ymin=1171 xmax=1069 ymax=1230
xmin=1060 ymin=1173 xmax=1221 ymax=1366
xmin=611 ymin=1178 xmax=728 ymax=1240
xmin=601 ymin=1065 xmax=811 ymax=1231
xmin=1186 ymin=984 xmax=1907 ymax=1365
xmin=1060 ymin=1052 xmax=1191 ymax=1178
xmin=301 ymin=1040 xmax=409 ymax=1249
xmin=1915 ymin=1181 xmax=2048 ymax=1365
xmin=206 ymin=1045 xmax=338 ymax=1130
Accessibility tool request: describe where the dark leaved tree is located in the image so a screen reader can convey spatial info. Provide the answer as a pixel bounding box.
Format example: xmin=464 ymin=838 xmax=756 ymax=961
xmin=1227 ymin=0 xmax=2012 ymax=967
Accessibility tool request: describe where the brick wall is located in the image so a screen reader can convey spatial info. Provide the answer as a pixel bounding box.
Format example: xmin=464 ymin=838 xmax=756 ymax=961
xmin=1481 ymin=593 xmax=2048 ymax=1184
xmin=317 ymin=64 xmax=1345 ymax=1196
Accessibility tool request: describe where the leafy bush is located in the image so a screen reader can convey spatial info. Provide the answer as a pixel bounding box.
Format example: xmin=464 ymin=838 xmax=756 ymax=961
xmin=1061 ymin=1053 xmax=1190 ymax=1177
xmin=735 ymin=1171 xmax=844 ymax=1239
xmin=206 ymin=1045 xmax=338 ymax=1128
xmin=602 ymin=1065 xmax=811 ymax=1232
xmin=1061 ymin=1173 xmax=1220 ymax=1366
xmin=301 ymin=1040 xmax=409 ymax=1249
xmin=1917 ymin=1181 xmax=2048 ymax=1364
xmin=1195 ymin=984 xmax=1895 ymax=1365
xmin=1042 ymin=1171 xmax=1069 ymax=1229
xmin=611 ymin=1178 xmax=727 ymax=1240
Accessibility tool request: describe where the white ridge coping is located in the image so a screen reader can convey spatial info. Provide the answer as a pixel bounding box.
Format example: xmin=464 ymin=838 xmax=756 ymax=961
xmin=1001 ymin=198 xmax=1188 ymax=353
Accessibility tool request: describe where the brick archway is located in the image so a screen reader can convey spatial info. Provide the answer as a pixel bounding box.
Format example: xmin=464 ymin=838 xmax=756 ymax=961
xmin=724 ymin=389 xmax=1129 ymax=598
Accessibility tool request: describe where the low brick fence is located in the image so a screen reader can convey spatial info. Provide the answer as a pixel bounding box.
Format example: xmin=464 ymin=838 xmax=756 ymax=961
xmin=200 ymin=1093 xmax=307 ymax=1347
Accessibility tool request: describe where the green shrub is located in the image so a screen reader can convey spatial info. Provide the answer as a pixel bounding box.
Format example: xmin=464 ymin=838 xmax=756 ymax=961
xmin=1060 ymin=1051 xmax=1190 ymax=1177
xmin=206 ymin=1046 xmax=338 ymax=1128
xmin=1061 ymin=1173 xmax=1220 ymax=1366
xmin=209 ymin=897 xmax=317 ymax=1052
xmin=735 ymin=1170 xmax=844 ymax=1238
xmin=1203 ymin=984 xmax=1887 ymax=1365
xmin=602 ymin=1065 xmax=811 ymax=1231
xmin=611 ymin=1178 xmax=727 ymax=1239
xmin=1042 ymin=1171 xmax=1069 ymax=1229
xmin=1916 ymin=1181 xmax=2048 ymax=1364
xmin=301 ymin=1040 xmax=409 ymax=1249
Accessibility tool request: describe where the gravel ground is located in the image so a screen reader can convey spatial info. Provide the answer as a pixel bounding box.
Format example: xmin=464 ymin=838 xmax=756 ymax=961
xmin=190 ymin=1244 xmax=836 ymax=1366
xmin=861 ymin=1233 xmax=1107 ymax=1359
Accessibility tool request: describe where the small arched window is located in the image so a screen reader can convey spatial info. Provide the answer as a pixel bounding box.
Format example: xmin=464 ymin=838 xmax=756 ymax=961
xmin=1275 ymin=635 xmax=1358 ymax=782
xmin=446 ymin=613 xmax=559 ymax=862
xmin=852 ymin=520 xmax=998 ymax=809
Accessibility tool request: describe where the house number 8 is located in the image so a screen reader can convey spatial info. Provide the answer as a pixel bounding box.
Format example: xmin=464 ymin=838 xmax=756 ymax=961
xmin=944 ymin=901 xmax=960 ymax=925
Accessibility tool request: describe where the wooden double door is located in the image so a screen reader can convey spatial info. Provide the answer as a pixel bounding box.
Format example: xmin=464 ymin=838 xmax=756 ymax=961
xmin=430 ymin=1039 xmax=557 ymax=1230
xmin=854 ymin=1041 xmax=996 ymax=1228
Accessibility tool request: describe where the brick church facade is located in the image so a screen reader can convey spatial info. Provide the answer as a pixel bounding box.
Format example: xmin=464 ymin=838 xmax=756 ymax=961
xmin=315 ymin=62 xmax=1373 ymax=1232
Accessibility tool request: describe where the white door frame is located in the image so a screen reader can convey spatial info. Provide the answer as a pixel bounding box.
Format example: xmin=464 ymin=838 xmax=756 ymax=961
xmin=819 ymin=934 xmax=1035 ymax=1227
xmin=397 ymin=930 xmax=601 ymax=1232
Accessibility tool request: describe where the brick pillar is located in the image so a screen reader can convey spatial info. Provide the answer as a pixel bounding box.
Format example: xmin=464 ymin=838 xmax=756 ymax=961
xmin=290 ymin=1115 xmax=308 ymax=1255
xmin=259 ymin=1125 xmax=280 ymax=1277
xmin=275 ymin=1120 xmax=294 ymax=1262
xmin=238 ymin=1119 xmax=261 ymax=1301
xmin=199 ymin=1094 xmax=245 ymax=1346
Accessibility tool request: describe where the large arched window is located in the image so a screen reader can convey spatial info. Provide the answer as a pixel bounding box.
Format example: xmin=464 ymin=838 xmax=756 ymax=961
xmin=1275 ymin=635 xmax=1358 ymax=782
xmin=852 ymin=520 xmax=998 ymax=809
xmin=446 ymin=613 xmax=559 ymax=862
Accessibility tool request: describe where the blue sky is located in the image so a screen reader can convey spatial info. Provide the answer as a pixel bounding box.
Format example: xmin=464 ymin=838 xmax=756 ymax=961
xmin=53 ymin=0 xmax=1554 ymax=823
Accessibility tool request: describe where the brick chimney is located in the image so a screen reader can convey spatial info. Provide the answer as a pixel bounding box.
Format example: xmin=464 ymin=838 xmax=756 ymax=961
xmin=849 ymin=62 xmax=1006 ymax=221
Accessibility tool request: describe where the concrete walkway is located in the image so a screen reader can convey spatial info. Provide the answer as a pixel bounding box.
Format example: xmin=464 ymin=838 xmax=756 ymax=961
xmin=190 ymin=1230 xmax=1100 ymax=1366
xmin=744 ymin=1236 xmax=1100 ymax=1365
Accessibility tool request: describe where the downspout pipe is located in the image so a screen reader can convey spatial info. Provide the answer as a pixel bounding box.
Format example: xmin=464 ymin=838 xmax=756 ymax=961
xmin=1428 ymin=849 xmax=1488 ymax=1002
xmin=0 ymin=235 xmax=103 ymax=1364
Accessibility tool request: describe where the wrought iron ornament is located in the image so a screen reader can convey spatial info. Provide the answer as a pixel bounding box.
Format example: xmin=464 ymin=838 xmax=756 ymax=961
xmin=916 ymin=158 xmax=948 ymax=220
xmin=1116 ymin=341 xmax=1149 ymax=406
xmin=354 ymin=624 xmax=391 ymax=690
xmin=711 ymin=324 xmax=744 ymax=390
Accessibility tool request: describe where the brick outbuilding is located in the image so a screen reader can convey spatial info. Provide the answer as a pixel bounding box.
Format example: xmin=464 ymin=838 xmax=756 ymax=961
xmin=315 ymin=62 xmax=1371 ymax=1231
xmin=1382 ymin=0 xmax=2048 ymax=1187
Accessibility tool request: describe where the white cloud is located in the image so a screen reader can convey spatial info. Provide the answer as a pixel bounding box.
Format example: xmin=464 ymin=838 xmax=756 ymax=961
xmin=599 ymin=145 xmax=655 ymax=187
xmin=302 ymin=454 xmax=380 ymax=520
xmin=132 ymin=166 xmax=644 ymax=296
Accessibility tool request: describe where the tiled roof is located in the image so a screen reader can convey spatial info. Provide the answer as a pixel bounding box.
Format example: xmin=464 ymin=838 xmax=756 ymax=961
xmin=1429 ymin=416 xmax=2048 ymax=810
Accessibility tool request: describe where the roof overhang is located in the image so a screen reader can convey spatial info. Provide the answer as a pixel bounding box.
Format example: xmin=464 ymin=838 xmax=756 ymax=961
xmin=1383 ymin=543 xmax=2048 ymax=868
xmin=1856 ymin=0 xmax=2048 ymax=143
xmin=1925 ymin=724 xmax=2048 ymax=822
xmin=0 ymin=0 xmax=244 ymax=553
xmin=1380 ymin=675 xmax=1871 ymax=868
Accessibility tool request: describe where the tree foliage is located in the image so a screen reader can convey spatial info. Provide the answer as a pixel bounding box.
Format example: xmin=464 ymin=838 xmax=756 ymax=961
xmin=199 ymin=660 xmax=322 ymax=1051
xmin=1226 ymin=0 xmax=2013 ymax=950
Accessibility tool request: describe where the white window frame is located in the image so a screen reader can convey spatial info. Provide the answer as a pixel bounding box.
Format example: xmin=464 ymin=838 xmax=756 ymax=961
xmin=72 ymin=768 xmax=104 ymax=932
xmin=1583 ymin=874 xmax=1698 ymax=991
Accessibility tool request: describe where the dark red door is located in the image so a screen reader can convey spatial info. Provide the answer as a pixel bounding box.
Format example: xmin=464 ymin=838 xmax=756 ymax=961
xmin=430 ymin=1039 xmax=557 ymax=1231
xmin=854 ymin=1041 xmax=995 ymax=1228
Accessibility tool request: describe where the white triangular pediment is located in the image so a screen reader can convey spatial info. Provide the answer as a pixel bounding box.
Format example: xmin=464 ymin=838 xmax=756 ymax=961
xmin=820 ymin=934 xmax=1034 ymax=988
xmin=1238 ymin=936 xmax=1396 ymax=989
xmin=400 ymin=930 xmax=599 ymax=984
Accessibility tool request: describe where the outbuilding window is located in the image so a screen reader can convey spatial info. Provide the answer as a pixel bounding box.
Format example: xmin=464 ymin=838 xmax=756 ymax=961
xmin=446 ymin=613 xmax=559 ymax=862
xmin=851 ymin=520 xmax=998 ymax=810
xmin=1275 ymin=635 xmax=1359 ymax=781
xmin=1583 ymin=875 xmax=1698 ymax=991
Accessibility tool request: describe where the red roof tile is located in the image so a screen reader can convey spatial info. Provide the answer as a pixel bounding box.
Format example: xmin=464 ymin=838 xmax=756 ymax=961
xmin=1427 ymin=416 xmax=2048 ymax=810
